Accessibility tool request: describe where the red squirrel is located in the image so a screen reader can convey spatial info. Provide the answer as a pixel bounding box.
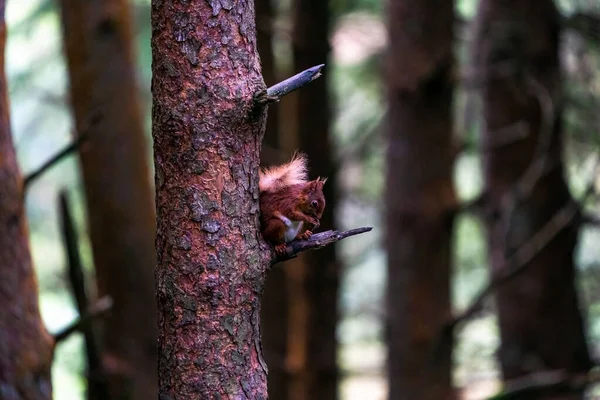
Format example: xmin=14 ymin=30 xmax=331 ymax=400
xmin=259 ymin=152 xmax=327 ymax=256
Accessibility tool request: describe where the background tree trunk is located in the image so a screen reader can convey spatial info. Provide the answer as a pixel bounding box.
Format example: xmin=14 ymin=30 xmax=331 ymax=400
xmin=473 ymin=0 xmax=592 ymax=397
xmin=58 ymin=0 xmax=158 ymax=399
xmin=384 ymin=0 xmax=456 ymax=399
xmin=257 ymin=0 xmax=282 ymax=165
xmin=256 ymin=1 xmax=292 ymax=398
xmin=293 ymin=0 xmax=340 ymax=399
xmin=0 ymin=0 xmax=54 ymax=397
xmin=151 ymin=0 xmax=270 ymax=398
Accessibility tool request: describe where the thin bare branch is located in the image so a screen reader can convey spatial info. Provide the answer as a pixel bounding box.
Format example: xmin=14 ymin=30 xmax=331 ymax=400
xmin=23 ymin=134 xmax=88 ymax=189
xmin=455 ymin=194 xmax=487 ymax=216
xmin=457 ymin=199 xmax=579 ymax=326
xmin=459 ymin=60 xmax=518 ymax=90
xmin=23 ymin=112 xmax=103 ymax=190
xmin=58 ymin=189 xmax=105 ymax=383
xmin=483 ymin=121 xmax=530 ymax=150
xmin=272 ymin=227 xmax=373 ymax=265
xmin=497 ymin=76 xmax=558 ymax=260
xmin=255 ymin=64 xmax=325 ymax=104
xmin=59 ymin=191 xmax=90 ymax=324
xmin=582 ymin=213 xmax=600 ymax=227
xmin=487 ymin=369 xmax=600 ymax=400
xmin=444 ymin=176 xmax=597 ymax=333
xmin=53 ymin=296 xmax=113 ymax=344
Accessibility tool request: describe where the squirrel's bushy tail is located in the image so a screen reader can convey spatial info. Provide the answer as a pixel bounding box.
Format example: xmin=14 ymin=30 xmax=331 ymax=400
xmin=259 ymin=151 xmax=308 ymax=193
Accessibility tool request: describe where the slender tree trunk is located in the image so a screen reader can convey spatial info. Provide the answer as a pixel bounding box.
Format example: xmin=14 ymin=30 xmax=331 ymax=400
xmin=151 ymin=1 xmax=271 ymax=398
xmin=256 ymin=1 xmax=292 ymax=398
xmin=0 ymin=0 xmax=54 ymax=397
xmin=277 ymin=64 xmax=306 ymax=400
xmin=292 ymin=0 xmax=340 ymax=399
xmin=261 ymin=263 xmax=290 ymax=400
xmin=474 ymin=1 xmax=591 ymax=397
xmin=384 ymin=0 xmax=456 ymax=399
xmin=58 ymin=192 xmax=109 ymax=400
xmin=257 ymin=0 xmax=281 ymax=162
xmin=58 ymin=1 xmax=158 ymax=399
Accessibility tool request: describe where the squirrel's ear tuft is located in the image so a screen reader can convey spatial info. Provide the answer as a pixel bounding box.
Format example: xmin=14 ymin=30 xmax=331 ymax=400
xmin=317 ymin=176 xmax=328 ymax=185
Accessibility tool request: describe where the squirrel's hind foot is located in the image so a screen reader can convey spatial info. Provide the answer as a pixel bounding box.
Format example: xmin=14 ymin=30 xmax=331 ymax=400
xmin=274 ymin=243 xmax=287 ymax=257
xmin=296 ymin=230 xmax=312 ymax=240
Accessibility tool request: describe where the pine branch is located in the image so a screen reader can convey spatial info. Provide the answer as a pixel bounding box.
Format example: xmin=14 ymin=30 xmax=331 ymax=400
xmin=59 ymin=191 xmax=91 ymax=325
xmin=272 ymin=227 xmax=373 ymax=265
xmin=441 ymin=176 xmax=597 ymax=337
xmin=487 ymin=369 xmax=600 ymax=399
xmin=23 ymin=112 xmax=102 ymax=189
xmin=55 ymin=190 xmax=108 ymax=395
xmin=255 ymin=64 xmax=325 ymax=104
xmin=53 ymin=296 xmax=113 ymax=344
xmin=23 ymin=134 xmax=88 ymax=189
xmin=582 ymin=213 xmax=600 ymax=227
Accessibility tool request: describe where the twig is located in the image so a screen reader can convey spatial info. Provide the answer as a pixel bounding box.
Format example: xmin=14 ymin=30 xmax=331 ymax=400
xmin=517 ymin=77 xmax=557 ymax=196
xmin=255 ymin=64 xmax=325 ymax=104
xmin=483 ymin=121 xmax=530 ymax=150
xmin=498 ymin=76 xmax=558 ymax=259
xmin=449 ymin=198 xmax=580 ymax=330
xmin=272 ymin=227 xmax=373 ymax=264
xmin=53 ymin=295 xmax=113 ymax=344
xmin=443 ymin=177 xmax=597 ymax=333
xmin=582 ymin=213 xmax=600 ymax=227
xmin=23 ymin=111 xmax=102 ymax=189
xmin=56 ymin=190 xmax=108 ymax=399
xmin=455 ymin=193 xmax=487 ymax=216
xmin=487 ymin=369 xmax=600 ymax=399
xmin=438 ymin=74 xmax=589 ymax=341
xmin=59 ymin=191 xmax=90 ymax=323
xmin=23 ymin=134 xmax=88 ymax=189
xmin=459 ymin=60 xmax=518 ymax=90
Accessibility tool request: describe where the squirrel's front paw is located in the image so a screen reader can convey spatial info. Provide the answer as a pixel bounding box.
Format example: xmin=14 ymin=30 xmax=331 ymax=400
xmin=274 ymin=243 xmax=287 ymax=257
xmin=308 ymin=217 xmax=320 ymax=228
xmin=296 ymin=230 xmax=312 ymax=240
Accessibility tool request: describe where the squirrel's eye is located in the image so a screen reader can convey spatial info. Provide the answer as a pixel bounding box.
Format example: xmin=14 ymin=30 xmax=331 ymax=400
xmin=311 ymin=200 xmax=318 ymax=208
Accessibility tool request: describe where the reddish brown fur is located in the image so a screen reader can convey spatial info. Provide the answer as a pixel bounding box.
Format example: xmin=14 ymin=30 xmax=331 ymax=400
xmin=260 ymin=179 xmax=326 ymax=253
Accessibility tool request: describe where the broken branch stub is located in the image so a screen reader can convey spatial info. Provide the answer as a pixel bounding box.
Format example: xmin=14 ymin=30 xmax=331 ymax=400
xmin=272 ymin=227 xmax=373 ymax=265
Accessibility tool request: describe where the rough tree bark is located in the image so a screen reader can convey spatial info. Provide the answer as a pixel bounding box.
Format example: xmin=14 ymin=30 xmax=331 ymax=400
xmin=256 ymin=0 xmax=292 ymax=398
xmin=151 ymin=1 xmax=271 ymax=398
xmin=58 ymin=0 xmax=158 ymax=399
xmin=473 ymin=0 xmax=592 ymax=397
xmin=385 ymin=0 xmax=456 ymax=399
xmin=293 ymin=0 xmax=339 ymax=399
xmin=0 ymin=0 xmax=54 ymax=397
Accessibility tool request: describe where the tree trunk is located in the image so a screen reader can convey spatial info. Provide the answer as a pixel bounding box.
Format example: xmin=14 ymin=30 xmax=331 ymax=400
xmin=384 ymin=0 xmax=456 ymax=399
xmin=0 ymin=0 xmax=54 ymax=397
xmin=151 ymin=1 xmax=271 ymax=398
xmin=256 ymin=1 xmax=292 ymax=399
xmin=57 ymin=1 xmax=158 ymax=399
xmin=292 ymin=1 xmax=340 ymax=399
xmin=473 ymin=0 xmax=592 ymax=397
xmin=58 ymin=191 xmax=109 ymax=400
xmin=257 ymin=0 xmax=281 ymax=163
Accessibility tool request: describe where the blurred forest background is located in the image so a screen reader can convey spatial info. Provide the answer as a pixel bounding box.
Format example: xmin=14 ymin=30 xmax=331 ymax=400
xmin=4 ymin=0 xmax=600 ymax=399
